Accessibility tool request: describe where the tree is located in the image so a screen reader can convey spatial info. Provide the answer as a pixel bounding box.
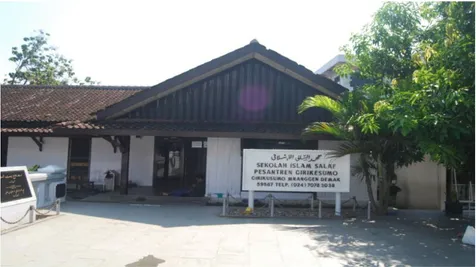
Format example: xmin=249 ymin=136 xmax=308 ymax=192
xmin=337 ymin=2 xmax=474 ymax=173
xmin=299 ymin=91 xmax=423 ymax=215
xmin=4 ymin=30 xmax=97 ymax=86
xmin=300 ymin=2 xmax=474 ymax=213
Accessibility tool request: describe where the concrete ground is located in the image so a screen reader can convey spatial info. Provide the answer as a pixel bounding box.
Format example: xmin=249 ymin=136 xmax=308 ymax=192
xmin=1 ymin=202 xmax=474 ymax=267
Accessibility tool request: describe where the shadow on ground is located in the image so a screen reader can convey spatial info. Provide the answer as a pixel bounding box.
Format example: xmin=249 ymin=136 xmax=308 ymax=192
xmin=61 ymin=201 xmax=474 ymax=266
xmin=276 ymin=212 xmax=475 ymax=267
xmin=61 ymin=201 xmax=328 ymax=228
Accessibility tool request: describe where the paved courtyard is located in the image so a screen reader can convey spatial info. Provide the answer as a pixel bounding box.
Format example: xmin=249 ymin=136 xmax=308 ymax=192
xmin=1 ymin=202 xmax=474 ymax=267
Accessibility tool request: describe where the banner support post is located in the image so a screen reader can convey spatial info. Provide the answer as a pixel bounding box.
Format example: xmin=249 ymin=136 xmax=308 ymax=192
xmin=310 ymin=194 xmax=314 ymax=210
xmin=335 ymin=192 xmax=341 ymax=216
xmin=248 ymin=190 xmax=254 ymax=209
xmin=318 ymin=200 xmax=322 ymax=219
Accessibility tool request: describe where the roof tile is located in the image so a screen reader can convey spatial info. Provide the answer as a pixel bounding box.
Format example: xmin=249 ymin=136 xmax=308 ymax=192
xmin=1 ymin=85 xmax=146 ymax=122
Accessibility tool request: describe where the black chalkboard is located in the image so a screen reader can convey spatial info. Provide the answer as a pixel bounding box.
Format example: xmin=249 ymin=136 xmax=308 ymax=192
xmin=1 ymin=170 xmax=33 ymax=203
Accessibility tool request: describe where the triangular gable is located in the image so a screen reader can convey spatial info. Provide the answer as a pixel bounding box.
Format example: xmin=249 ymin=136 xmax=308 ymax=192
xmin=97 ymin=41 xmax=347 ymax=120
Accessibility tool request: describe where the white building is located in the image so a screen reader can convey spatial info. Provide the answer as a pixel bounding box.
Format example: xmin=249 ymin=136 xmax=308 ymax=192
xmin=1 ymin=41 xmax=446 ymax=210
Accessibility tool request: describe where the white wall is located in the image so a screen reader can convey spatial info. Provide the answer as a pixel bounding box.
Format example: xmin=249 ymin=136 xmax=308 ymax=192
xmin=339 ymin=76 xmax=353 ymax=91
xmin=205 ymin=138 xmax=372 ymax=203
xmin=317 ymin=141 xmax=447 ymax=209
xmin=203 ymin=138 xmax=447 ymax=209
xmin=396 ymin=157 xmax=446 ymax=210
xmin=128 ymin=136 xmax=154 ymax=186
xmin=7 ymin=137 xmax=69 ymax=169
xmin=89 ymin=138 xmax=121 ymax=183
xmin=206 ymin=137 xmax=242 ymax=197
xmin=206 ymin=138 xmax=321 ymax=200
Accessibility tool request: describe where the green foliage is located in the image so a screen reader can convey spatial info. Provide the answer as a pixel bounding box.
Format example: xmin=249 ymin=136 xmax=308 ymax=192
xmin=299 ymin=95 xmax=344 ymax=120
xmin=299 ymin=90 xmax=423 ymax=214
xmin=300 ymin=2 xmax=474 ymax=213
xmin=340 ymin=2 xmax=474 ymax=171
xmin=302 ymin=2 xmax=474 ymax=212
xmin=27 ymin=165 xmax=40 ymax=172
xmin=302 ymin=122 xmax=352 ymax=140
xmin=4 ymin=30 xmax=98 ymax=86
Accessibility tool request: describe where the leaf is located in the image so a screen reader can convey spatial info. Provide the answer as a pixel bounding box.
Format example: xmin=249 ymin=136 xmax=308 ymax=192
xmin=328 ymin=141 xmax=373 ymax=158
xmin=298 ymin=95 xmax=344 ymax=119
xmin=302 ymin=122 xmax=351 ymax=139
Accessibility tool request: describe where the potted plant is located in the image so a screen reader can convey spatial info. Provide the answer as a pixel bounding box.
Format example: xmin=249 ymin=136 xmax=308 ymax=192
xmin=103 ymin=170 xmax=119 ymax=191
xmin=104 ymin=170 xmax=115 ymax=179
xmin=445 ymin=190 xmax=463 ymax=216
xmin=28 ymin=165 xmax=41 ymax=172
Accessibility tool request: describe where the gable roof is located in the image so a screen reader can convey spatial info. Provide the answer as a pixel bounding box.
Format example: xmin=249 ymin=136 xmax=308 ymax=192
xmin=1 ymin=85 xmax=146 ymax=123
xmin=97 ymin=41 xmax=348 ymax=120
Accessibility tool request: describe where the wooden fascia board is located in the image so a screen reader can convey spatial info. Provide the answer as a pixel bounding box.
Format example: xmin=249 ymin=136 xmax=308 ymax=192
xmin=252 ymin=53 xmax=340 ymax=99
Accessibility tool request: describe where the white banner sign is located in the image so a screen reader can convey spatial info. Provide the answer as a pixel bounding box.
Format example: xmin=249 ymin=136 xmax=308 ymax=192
xmin=242 ymin=149 xmax=350 ymax=192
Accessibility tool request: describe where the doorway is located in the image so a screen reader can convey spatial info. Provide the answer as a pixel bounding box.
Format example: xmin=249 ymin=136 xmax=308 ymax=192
xmin=68 ymin=137 xmax=91 ymax=190
xmin=153 ymin=137 xmax=207 ymax=196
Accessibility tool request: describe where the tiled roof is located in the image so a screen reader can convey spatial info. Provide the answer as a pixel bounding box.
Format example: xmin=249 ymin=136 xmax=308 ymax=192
xmin=1 ymin=85 xmax=147 ymax=122
xmin=1 ymin=127 xmax=54 ymax=133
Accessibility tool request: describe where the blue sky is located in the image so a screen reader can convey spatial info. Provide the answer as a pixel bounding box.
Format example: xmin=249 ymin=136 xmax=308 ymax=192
xmin=0 ymin=0 xmax=383 ymax=86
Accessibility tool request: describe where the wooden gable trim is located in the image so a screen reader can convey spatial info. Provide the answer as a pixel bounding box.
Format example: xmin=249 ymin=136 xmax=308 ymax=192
xmin=103 ymin=53 xmax=341 ymax=120
xmin=253 ymin=53 xmax=339 ymax=99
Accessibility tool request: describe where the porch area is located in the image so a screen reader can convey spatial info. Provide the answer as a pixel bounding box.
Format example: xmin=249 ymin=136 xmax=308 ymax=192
xmin=66 ymin=136 xmax=208 ymax=198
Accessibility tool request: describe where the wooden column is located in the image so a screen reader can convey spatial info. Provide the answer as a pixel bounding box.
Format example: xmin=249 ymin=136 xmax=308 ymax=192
xmin=119 ymin=136 xmax=131 ymax=195
xmin=1 ymin=135 xmax=9 ymax=167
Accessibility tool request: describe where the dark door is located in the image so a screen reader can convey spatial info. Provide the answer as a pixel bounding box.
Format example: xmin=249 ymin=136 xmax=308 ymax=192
xmin=153 ymin=138 xmax=185 ymax=193
xmin=153 ymin=137 xmax=207 ymax=196
xmin=183 ymin=139 xmax=207 ymax=189
xmin=68 ymin=137 xmax=91 ymax=189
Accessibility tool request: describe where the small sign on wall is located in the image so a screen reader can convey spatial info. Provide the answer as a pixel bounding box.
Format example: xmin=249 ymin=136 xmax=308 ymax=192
xmin=242 ymin=149 xmax=350 ymax=192
xmin=191 ymin=141 xmax=203 ymax=148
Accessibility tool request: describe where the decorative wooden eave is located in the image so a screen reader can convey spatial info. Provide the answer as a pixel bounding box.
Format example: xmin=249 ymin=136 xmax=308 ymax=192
xmin=30 ymin=136 xmax=44 ymax=151
xmin=102 ymin=136 xmax=122 ymax=153
xmin=101 ymin=136 xmax=130 ymax=154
